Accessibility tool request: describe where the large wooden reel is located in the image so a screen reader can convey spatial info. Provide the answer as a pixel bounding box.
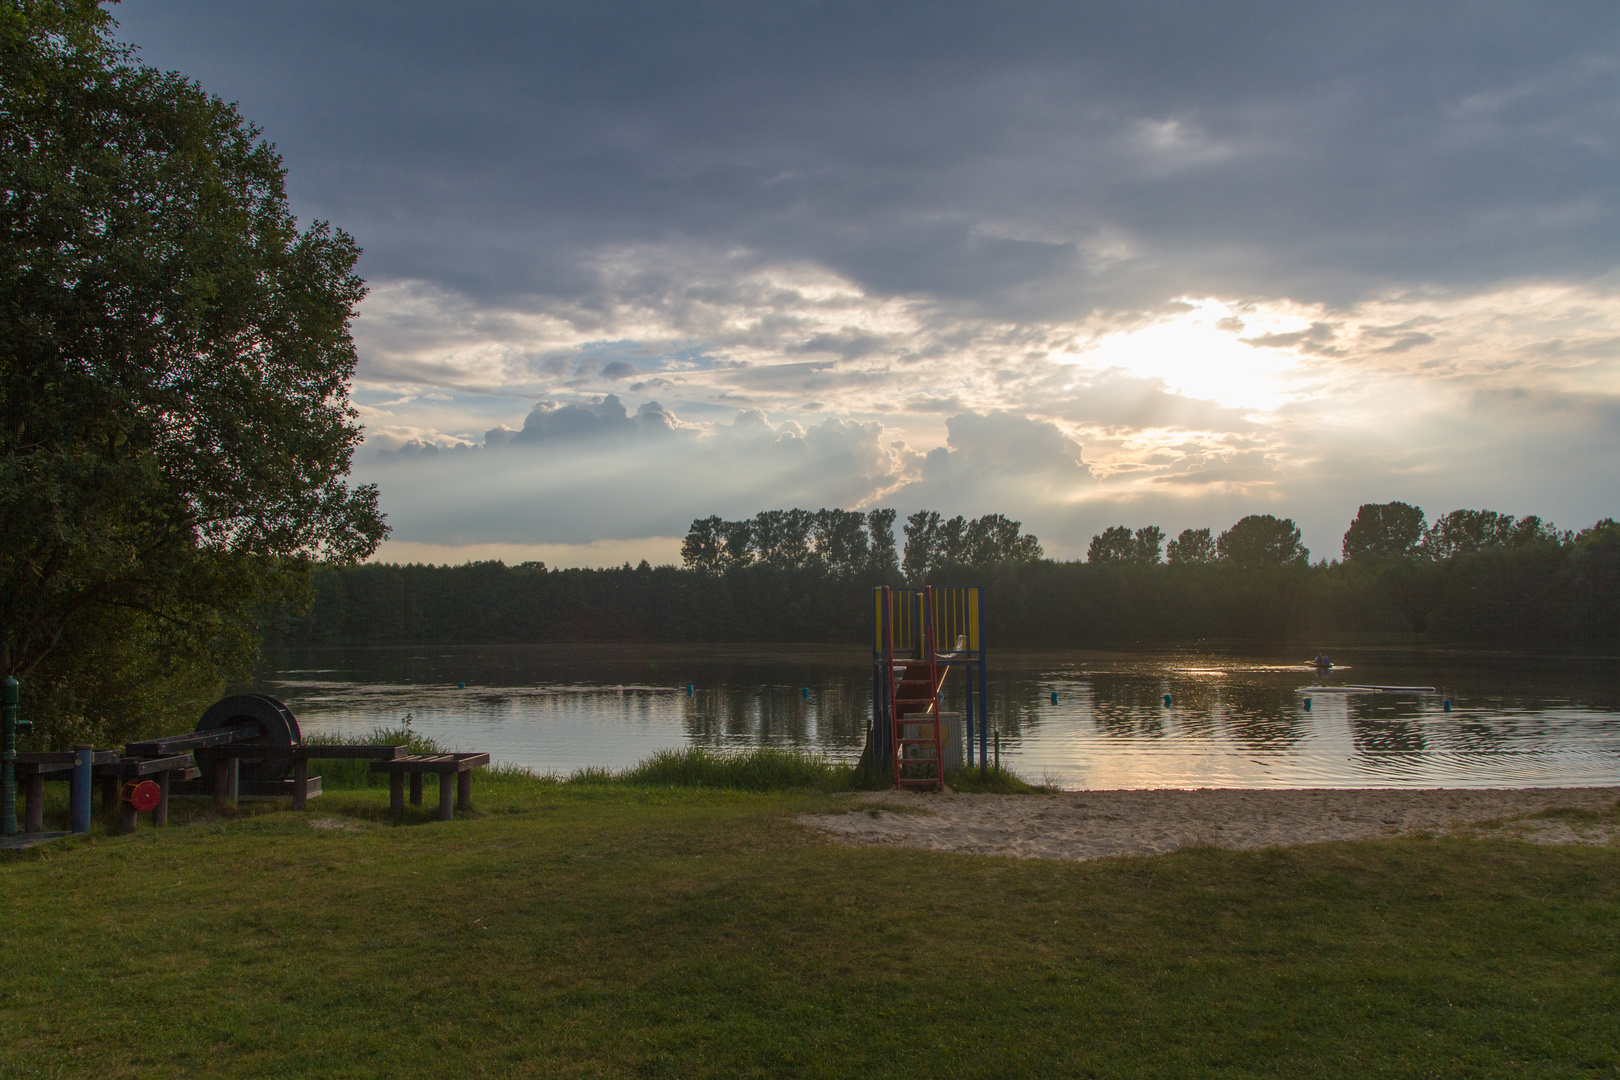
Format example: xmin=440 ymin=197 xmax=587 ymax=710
xmin=196 ymin=694 xmax=302 ymax=782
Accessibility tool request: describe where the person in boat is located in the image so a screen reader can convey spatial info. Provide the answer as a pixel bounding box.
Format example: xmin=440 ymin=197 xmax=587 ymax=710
xmin=1312 ymin=653 xmax=1332 ymax=676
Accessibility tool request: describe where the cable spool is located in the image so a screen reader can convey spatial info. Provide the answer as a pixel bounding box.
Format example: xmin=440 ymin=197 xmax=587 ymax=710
xmin=196 ymin=694 xmax=302 ymax=782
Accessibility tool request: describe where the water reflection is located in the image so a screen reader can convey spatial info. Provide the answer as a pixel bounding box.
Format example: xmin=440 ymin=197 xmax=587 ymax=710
xmin=254 ymin=643 xmax=1620 ymax=789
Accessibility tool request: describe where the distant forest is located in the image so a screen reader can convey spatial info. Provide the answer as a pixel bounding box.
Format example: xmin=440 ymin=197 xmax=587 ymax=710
xmin=262 ymin=504 xmax=1620 ymax=648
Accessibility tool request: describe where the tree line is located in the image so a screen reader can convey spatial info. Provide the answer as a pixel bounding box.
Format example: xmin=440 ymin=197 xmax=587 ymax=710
xmin=266 ymin=503 xmax=1620 ymax=650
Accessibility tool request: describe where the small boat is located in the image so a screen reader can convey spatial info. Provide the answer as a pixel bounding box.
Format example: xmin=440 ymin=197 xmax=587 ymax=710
xmin=1295 ymin=684 xmax=1436 ymax=695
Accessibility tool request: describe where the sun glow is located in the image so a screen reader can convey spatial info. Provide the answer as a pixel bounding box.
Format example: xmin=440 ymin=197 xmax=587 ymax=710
xmin=1066 ymin=299 xmax=1321 ymax=412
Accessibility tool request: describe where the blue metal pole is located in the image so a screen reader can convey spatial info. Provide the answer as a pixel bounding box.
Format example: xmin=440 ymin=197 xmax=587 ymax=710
xmin=978 ymin=588 xmax=989 ymax=771
xmin=72 ymin=745 xmax=93 ymax=834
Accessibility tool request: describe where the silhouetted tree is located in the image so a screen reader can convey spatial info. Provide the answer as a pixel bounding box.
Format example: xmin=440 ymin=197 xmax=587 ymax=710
xmin=1166 ymin=528 xmax=1216 ymax=564
xmin=1342 ymin=502 xmax=1426 ymax=560
xmin=1087 ymin=526 xmax=1135 ymax=563
xmin=865 ymin=509 xmax=899 ymax=572
xmin=1217 ymin=515 xmax=1309 ymax=565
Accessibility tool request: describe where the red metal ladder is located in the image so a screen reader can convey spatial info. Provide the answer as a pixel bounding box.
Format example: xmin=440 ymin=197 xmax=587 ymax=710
xmin=887 ymin=586 xmax=946 ymax=791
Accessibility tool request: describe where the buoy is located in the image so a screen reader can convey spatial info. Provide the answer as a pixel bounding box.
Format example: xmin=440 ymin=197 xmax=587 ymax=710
xmin=1303 ymin=697 xmax=1312 ymax=711
xmin=1443 ymin=699 xmax=1452 ymax=713
xmin=1163 ymin=694 xmax=1172 ymax=707
xmin=1050 ymin=691 xmax=1058 ymax=705
xmin=458 ymin=682 xmax=466 ymax=689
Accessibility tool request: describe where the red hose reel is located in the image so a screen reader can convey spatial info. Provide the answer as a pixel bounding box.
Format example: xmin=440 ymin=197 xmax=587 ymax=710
xmin=120 ymin=780 xmax=161 ymax=813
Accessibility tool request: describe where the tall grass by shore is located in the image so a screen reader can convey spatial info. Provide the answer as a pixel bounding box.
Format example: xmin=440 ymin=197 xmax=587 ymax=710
xmin=304 ymin=726 xmax=1043 ymax=794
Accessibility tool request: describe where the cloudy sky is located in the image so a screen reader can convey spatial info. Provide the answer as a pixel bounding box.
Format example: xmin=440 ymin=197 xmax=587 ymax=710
xmin=118 ymin=1 xmax=1620 ymax=565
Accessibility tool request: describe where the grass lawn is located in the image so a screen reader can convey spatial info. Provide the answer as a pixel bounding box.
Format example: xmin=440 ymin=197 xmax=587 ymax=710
xmin=1 ymin=774 xmax=1616 ymax=1078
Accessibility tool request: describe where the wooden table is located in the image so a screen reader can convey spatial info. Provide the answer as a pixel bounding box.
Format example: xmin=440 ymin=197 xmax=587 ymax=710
xmin=369 ymin=753 xmax=492 ymax=821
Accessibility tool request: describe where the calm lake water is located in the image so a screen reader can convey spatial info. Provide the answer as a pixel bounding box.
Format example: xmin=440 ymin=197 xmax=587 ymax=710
xmin=254 ymin=644 xmax=1620 ymax=789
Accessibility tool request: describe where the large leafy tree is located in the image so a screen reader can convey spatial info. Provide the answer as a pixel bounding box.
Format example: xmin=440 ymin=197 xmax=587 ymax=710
xmin=1 ymin=1 xmax=386 ymax=742
xmin=1342 ymin=501 xmax=1426 ymax=560
xmin=1216 ymin=515 xmax=1309 ymax=566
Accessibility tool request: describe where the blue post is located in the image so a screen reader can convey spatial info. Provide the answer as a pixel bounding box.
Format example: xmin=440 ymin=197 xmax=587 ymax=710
xmin=1050 ymin=691 xmax=1058 ymax=705
xmin=1303 ymin=697 xmax=1312 ymax=711
xmin=965 ymin=653 xmax=975 ymax=768
xmin=2 ymin=676 xmax=21 ymax=836
xmin=977 ymin=590 xmax=988 ymax=772
xmin=72 ymin=744 xmax=93 ymax=834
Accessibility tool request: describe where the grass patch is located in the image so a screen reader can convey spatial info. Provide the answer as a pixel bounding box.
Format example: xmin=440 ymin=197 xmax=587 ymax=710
xmin=2 ymin=786 xmax=1617 ymax=1078
xmin=616 ymin=746 xmax=853 ymax=792
xmin=946 ymin=764 xmax=1050 ymax=794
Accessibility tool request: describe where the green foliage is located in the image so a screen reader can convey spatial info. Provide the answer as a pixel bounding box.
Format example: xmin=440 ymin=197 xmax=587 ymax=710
xmin=1342 ymin=501 xmax=1426 ymax=559
xmin=1217 ymin=514 xmax=1309 ymax=565
xmin=0 ymin=1 xmax=385 ymax=744
xmin=1166 ymin=526 xmax=1216 ymax=564
xmin=1088 ymin=524 xmax=1163 ymax=564
xmin=945 ymin=764 xmax=1046 ymax=793
xmin=615 ymin=746 xmax=853 ymax=791
xmin=683 ymin=507 xmax=897 ymax=575
xmin=902 ymin=509 xmax=1042 ymax=577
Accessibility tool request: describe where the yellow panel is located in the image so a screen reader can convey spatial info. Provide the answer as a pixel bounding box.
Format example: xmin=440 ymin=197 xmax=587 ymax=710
xmin=968 ymin=589 xmax=980 ymax=651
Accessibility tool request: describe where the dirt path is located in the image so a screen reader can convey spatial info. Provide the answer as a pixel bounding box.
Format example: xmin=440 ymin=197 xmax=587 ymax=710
xmin=799 ymin=787 xmax=1620 ymax=861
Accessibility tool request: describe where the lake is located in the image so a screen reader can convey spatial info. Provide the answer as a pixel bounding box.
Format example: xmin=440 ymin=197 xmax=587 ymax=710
xmin=253 ymin=643 xmax=1620 ymax=789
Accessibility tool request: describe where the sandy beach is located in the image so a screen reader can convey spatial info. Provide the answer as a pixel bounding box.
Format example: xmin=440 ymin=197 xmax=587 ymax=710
xmin=799 ymin=787 xmax=1620 ymax=861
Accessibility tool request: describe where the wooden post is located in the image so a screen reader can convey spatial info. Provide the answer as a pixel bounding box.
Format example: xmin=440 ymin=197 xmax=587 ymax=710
xmin=226 ymin=757 xmax=239 ymax=804
xmin=409 ymin=772 xmax=423 ymax=807
xmin=457 ymin=768 xmax=472 ymax=811
xmin=293 ymin=757 xmax=309 ymax=811
xmin=155 ymin=771 xmax=170 ymax=827
xmin=438 ymin=769 xmax=454 ymax=822
xmin=118 ymin=798 xmax=137 ymax=835
xmin=389 ymin=772 xmax=404 ymax=817
xmin=211 ymin=753 xmax=230 ymax=805
xmin=100 ymin=773 xmax=118 ymax=813
xmin=24 ymin=773 xmax=43 ymax=833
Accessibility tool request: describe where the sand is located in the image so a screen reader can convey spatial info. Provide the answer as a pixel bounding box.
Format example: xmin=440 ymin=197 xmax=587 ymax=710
xmin=798 ymin=787 xmax=1620 ymax=861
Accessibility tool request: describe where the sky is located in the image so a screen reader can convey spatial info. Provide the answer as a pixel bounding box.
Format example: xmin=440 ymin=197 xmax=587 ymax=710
xmin=115 ymin=1 xmax=1620 ymax=566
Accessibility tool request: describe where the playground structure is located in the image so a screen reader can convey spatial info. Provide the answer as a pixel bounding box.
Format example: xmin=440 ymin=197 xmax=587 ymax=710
xmin=1 ymin=689 xmax=490 ymax=845
xmin=872 ymin=585 xmax=987 ymax=791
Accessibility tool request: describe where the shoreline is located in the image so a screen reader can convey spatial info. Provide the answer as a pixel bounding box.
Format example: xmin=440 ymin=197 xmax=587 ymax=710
xmin=800 ymin=786 xmax=1620 ymax=861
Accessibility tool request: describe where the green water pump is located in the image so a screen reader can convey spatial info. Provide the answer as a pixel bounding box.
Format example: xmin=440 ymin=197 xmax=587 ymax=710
xmin=3 ymin=677 xmax=33 ymax=836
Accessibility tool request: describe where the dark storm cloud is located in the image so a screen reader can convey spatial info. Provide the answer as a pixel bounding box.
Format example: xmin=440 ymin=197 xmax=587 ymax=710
xmin=117 ymin=1 xmax=1620 ymax=317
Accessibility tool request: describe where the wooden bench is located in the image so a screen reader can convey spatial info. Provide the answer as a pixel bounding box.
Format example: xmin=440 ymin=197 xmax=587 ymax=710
xmin=168 ymin=744 xmax=406 ymax=807
xmin=370 ymin=753 xmax=491 ymax=821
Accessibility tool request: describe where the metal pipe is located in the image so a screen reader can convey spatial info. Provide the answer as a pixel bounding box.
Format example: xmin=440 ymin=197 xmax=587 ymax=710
xmin=72 ymin=745 xmax=93 ymax=834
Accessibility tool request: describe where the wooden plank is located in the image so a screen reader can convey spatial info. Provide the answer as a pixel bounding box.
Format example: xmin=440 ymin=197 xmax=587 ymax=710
xmin=202 ymin=743 xmax=406 ymax=760
xmin=17 ymin=750 xmax=118 ymax=766
xmin=114 ymin=755 xmax=194 ymax=777
xmin=300 ymin=744 xmax=406 ymax=760
xmin=368 ymin=752 xmax=491 ymax=774
xmin=125 ymin=726 xmax=258 ymax=757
